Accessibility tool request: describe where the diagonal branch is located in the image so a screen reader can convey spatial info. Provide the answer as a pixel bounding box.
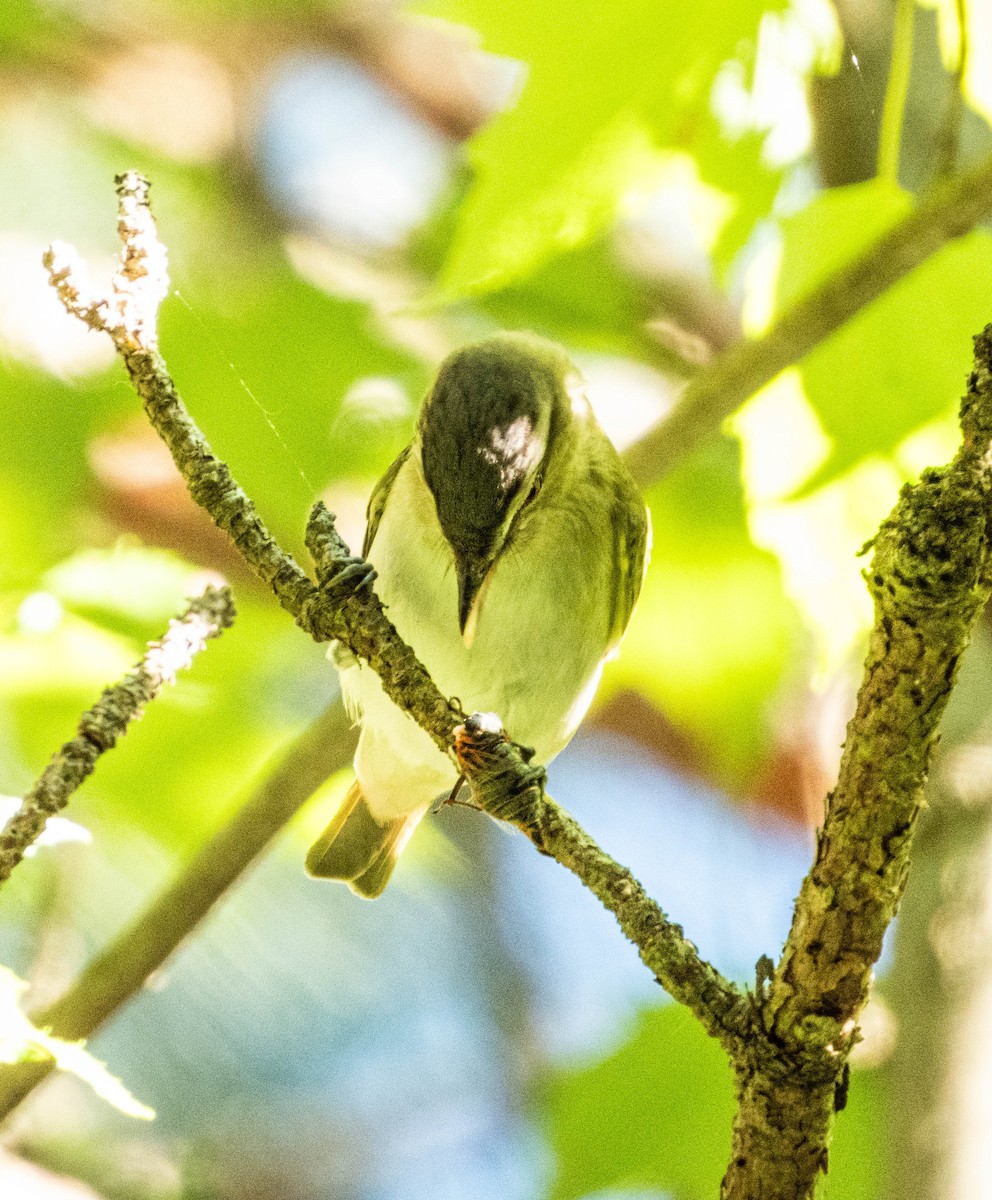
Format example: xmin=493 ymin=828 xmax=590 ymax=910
xmin=622 ymin=150 xmax=992 ymax=489
xmin=0 ymin=700 xmax=357 ymax=1121
xmin=39 ymin=172 xmax=747 ymax=1048
xmin=0 ymin=586 xmax=235 ymax=887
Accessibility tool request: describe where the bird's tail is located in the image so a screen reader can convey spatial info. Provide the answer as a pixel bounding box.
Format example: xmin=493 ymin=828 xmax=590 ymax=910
xmin=305 ymin=780 xmax=425 ymax=899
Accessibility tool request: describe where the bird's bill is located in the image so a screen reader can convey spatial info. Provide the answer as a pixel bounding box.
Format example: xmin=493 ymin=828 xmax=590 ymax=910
xmin=457 ymin=556 xmax=494 ymax=648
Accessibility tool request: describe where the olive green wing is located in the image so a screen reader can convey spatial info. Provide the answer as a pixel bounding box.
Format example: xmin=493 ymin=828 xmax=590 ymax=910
xmin=362 ymin=444 xmax=411 ymax=558
xmin=606 ymin=485 xmax=651 ymax=654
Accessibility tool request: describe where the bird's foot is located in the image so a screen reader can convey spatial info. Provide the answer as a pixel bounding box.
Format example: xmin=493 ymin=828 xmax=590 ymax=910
xmin=305 ymin=502 xmax=378 ymax=597
xmin=323 ymin=556 xmax=377 ymax=599
xmin=453 ymin=712 xmax=506 ymax=774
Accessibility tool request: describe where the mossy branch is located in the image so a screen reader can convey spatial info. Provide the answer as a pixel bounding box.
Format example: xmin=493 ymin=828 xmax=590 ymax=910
xmin=719 ymin=328 xmax=992 ymax=1199
xmin=38 ymin=172 xmax=747 ymax=1050
xmin=0 ymin=586 xmax=235 ymax=888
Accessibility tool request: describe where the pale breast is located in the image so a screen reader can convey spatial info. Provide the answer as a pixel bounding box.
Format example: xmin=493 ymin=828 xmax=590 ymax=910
xmin=340 ymin=450 xmax=614 ymax=795
xmin=383 ymin=451 xmax=609 ymax=744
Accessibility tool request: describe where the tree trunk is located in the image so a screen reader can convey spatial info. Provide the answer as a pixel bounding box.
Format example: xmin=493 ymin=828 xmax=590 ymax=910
xmin=721 ymin=1062 xmax=839 ymax=1200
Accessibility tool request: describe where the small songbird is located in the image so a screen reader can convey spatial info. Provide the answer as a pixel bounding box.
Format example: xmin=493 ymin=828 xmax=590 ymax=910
xmin=307 ymin=332 xmax=649 ymax=897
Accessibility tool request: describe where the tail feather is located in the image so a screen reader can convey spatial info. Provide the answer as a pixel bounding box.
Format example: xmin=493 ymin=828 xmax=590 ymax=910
xmin=306 ymin=781 xmax=425 ymax=899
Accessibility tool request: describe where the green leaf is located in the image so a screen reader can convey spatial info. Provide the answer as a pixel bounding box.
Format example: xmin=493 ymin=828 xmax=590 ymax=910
xmin=0 ymin=362 xmax=129 ymax=587
xmin=411 ymin=0 xmax=781 ymax=299
xmin=544 ymin=1003 xmax=734 ymax=1200
xmin=43 ymin=544 xmax=211 ymax=642
xmin=159 ymin=266 xmax=427 ymax=546
xmin=769 ymin=180 xmax=992 ymax=491
xmin=543 ymin=1002 xmax=887 ymax=1200
xmin=607 ymin=436 xmax=798 ymax=789
xmin=0 ymin=966 xmax=154 ymax=1120
xmin=479 ymin=239 xmax=663 ymax=362
xmin=825 ymin=1066 xmax=887 ymax=1200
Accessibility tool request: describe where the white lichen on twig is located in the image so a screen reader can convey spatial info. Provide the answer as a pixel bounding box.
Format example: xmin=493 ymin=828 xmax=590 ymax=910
xmin=0 ymin=585 xmax=236 ymax=886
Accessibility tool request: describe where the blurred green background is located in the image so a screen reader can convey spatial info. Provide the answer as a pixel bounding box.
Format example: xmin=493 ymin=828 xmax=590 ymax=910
xmin=2 ymin=0 xmax=992 ymax=1196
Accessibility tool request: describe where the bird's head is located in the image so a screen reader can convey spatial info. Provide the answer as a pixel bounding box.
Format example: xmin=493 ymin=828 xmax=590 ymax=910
xmin=418 ymin=332 xmax=577 ymax=646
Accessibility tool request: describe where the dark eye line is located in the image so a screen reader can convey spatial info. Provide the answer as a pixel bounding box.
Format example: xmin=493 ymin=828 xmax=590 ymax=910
xmin=524 ymin=474 xmax=543 ymax=506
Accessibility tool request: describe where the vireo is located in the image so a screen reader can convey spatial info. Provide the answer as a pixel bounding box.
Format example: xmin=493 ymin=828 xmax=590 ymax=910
xmin=307 ymin=332 xmax=649 ymax=897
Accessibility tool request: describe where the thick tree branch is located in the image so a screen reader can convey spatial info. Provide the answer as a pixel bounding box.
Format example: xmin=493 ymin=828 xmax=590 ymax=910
xmin=40 ymin=172 xmax=746 ymax=1048
xmin=719 ymin=328 xmax=992 ymax=1199
xmin=0 ymin=701 xmax=357 ymax=1121
xmin=622 ymin=150 xmax=992 ymax=489
xmin=0 ymin=586 xmax=235 ymax=888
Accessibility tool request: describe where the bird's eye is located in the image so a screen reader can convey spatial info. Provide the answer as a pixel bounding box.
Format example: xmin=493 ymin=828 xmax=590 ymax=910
xmin=524 ymin=475 xmax=543 ymax=506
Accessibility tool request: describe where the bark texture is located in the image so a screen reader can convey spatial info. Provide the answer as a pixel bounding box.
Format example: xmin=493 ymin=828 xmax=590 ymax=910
xmin=722 ymin=328 xmax=992 ymax=1198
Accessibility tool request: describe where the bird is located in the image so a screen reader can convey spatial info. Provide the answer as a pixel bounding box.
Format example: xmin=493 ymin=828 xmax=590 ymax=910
xmin=306 ymin=331 xmax=649 ymax=897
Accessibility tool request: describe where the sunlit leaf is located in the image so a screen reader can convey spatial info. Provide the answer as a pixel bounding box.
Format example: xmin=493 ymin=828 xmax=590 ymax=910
xmin=920 ymin=0 xmax=992 ymax=129
xmin=159 ymin=266 xmax=427 ymax=546
xmin=480 ymin=238 xmax=663 ymax=362
xmin=757 ymin=180 xmax=992 ymax=492
xmin=410 ymin=0 xmax=781 ymax=299
xmin=44 ymin=544 xmax=215 ymax=641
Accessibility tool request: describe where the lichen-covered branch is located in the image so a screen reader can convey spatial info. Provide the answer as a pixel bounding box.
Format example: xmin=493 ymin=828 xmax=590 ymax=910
xmin=40 ymin=172 xmax=746 ymax=1048
xmin=719 ymin=327 xmax=992 ymax=1199
xmin=0 ymin=701 xmax=357 ymax=1122
xmin=452 ymin=714 xmax=751 ymax=1040
xmin=623 ymin=150 xmax=992 ymax=489
xmin=0 ymin=586 xmax=235 ymax=887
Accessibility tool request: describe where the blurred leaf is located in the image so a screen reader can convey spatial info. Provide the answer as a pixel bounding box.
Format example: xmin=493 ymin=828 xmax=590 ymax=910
xmin=544 ymin=1003 xmax=734 ymax=1200
xmin=961 ymin=0 xmax=992 ymax=128
xmin=2 ymin=593 xmax=328 ymax=848
xmin=411 ymin=0 xmax=781 ymax=299
xmin=0 ymin=2 xmax=83 ymax=71
xmin=544 ymin=1001 xmax=885 ymax=1200
xmin=0 ymin=966 xmax=153 ymax=1120
xmin=480 ymin=238 xmax=662 ymax=361
xmin=692 ymin=123 xmax=781 ymax=275
xmin=44 ymin=544 xmax=212 ymax=642
xmin=769 ymin=180 xmax=992 ymax=492
xmin=826 ymin=1066 xmax=887 ymax=1200
xmin=731 ymin=374 xmax=889 ymax=676
xmin=922 ymin=0 xmax=992 ymax=130
xmin=607 ymin=437 xmax=798 ymax=789
xmin=0 ymin=613 xmax=135 ymax=701
xmin=0 ymin=362 xmax=127 ymax=587
xmin=159 ymin=266 xmax=427 ymax=547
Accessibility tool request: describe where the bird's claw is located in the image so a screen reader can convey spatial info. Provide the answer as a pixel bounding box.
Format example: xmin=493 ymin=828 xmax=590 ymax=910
xmin=328 ymin=557 xmax=377 ymax=595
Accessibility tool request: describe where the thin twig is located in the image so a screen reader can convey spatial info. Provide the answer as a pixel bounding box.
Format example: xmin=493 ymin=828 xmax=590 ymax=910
xmin=39 ymin=173 xmax=747 ymax=1047
xmin=0 ymin=702 xmax=357 ymax=1121
xmin=622 ymin=150 xmax=992 ymax=489
xmin=452 ymin=715 xmax=750 ymax=1040
xmin=0 ymin=586 xmax=235 ymax=888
